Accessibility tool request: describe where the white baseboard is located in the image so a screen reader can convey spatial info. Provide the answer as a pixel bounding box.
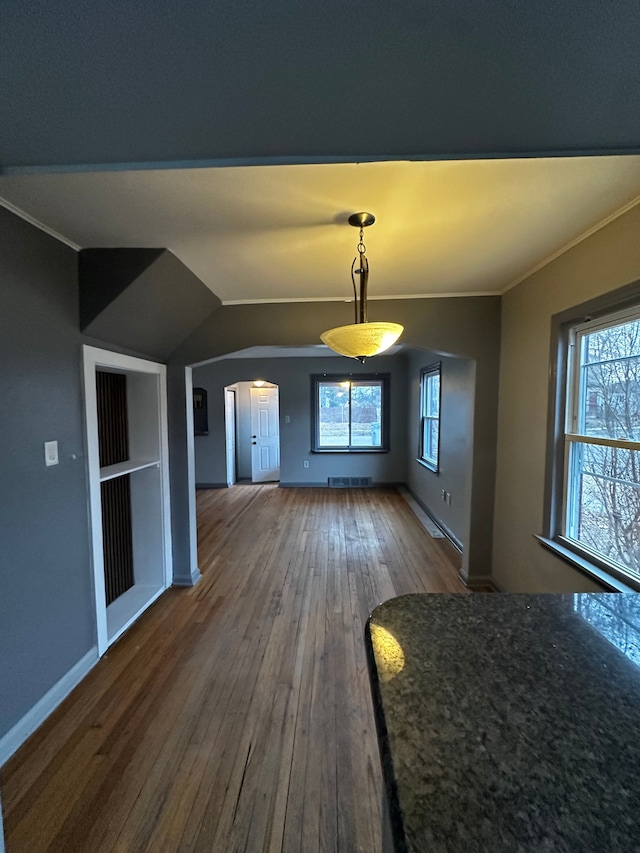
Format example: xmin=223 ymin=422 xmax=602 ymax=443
xmin=0 ymin=647 xmax=98 ymax=768
xmin=399 ymin=485 xmax=463 ymax=551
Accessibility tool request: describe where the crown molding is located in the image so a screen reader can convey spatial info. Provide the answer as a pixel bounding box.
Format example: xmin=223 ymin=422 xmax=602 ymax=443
xmin=0 ymin=197 xmax=81 ymax=250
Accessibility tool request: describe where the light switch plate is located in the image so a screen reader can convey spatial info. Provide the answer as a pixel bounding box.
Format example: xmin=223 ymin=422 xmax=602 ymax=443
xmin=44 ymin=440 xmax=59 ymax=466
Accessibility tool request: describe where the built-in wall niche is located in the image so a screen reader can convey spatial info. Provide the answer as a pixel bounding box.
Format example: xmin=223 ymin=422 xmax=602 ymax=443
xmin=84 ymin=347 xmax=172 ymax=656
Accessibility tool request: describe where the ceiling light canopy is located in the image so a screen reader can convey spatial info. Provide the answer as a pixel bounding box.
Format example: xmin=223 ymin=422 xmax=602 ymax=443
xmin=321 ymin=213 xmax=403 ymax=362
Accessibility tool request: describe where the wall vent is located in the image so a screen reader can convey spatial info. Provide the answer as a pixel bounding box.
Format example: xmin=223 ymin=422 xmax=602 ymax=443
xmin=328 ymin=477 xmax=372 ymax=488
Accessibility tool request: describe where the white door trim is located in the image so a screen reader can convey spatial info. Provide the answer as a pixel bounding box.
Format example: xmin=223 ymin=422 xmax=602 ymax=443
xmin=225 ymin=388 xmax=237 ymax=486
xmin=185 ymin=366 xmax=200 ymax=584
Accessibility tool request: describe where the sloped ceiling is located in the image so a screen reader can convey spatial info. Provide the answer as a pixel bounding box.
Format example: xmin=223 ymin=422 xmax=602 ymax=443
xmin=1 ymin=1 xmax=639 ymax=170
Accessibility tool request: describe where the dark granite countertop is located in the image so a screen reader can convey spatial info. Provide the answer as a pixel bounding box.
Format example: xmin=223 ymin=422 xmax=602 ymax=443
xmin=365 ymin=593 xmax=640 ymax=853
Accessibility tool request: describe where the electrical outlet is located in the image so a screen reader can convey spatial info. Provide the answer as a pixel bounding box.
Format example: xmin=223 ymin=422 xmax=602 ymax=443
xmin=441 ymin=489 xmax=446 ymax=501
xmin=303 ymin=460 xmax=309 ymax=468
xmin=284 ymin=415 xmax=291 ymax=423
xmin=446 ymin=492 xmax=452 ymax=505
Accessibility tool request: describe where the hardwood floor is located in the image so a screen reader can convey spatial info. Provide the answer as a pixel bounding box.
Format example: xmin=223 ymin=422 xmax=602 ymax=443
xmin=1 ymin=485 xmax=466 ymax=853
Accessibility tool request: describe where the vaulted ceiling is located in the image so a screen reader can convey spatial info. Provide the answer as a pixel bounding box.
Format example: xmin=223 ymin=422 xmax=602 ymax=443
xmin=2 ymin=1 xmax=639 ymax=304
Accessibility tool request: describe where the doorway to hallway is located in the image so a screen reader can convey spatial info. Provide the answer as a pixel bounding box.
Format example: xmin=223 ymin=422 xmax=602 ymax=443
xmin=223 ymin=380 xmax=280 ymax=485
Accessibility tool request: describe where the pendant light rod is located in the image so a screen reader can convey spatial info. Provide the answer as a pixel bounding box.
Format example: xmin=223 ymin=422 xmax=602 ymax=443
xmin=349 ymin=212 xmax=375 ymax=325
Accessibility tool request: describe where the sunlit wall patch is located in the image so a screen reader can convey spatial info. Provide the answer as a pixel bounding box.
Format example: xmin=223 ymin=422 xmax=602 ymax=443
xmin=370 ymin=622 xmax=405 ymax=682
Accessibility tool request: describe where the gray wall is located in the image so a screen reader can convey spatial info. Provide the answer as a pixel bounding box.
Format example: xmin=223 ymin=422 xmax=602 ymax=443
xmin=0 ymin=206 xmax=191 ymax=745
xmin=493 ymin=203 xmax=640 ymax=592
xmin=193 ymin=356 xmax=408 ymax=487
xmin=80 ymin=249 xmax=220 ymax=360
xmin=0 ymin=207 xmax=95 ymax=739
xmin=405 ymin=349 xmax=475 ymax=551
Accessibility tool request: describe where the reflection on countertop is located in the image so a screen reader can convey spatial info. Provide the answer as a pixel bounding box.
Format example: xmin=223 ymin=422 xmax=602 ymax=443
xmin=366 ymin=593 xmax=640 ymax=853
xmin=574 ymin=593 xmax=640 ymax=666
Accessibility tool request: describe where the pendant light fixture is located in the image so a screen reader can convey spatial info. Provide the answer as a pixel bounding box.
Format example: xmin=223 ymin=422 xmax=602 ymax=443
xmin=320 ymin=212 xmax=403 ymax=362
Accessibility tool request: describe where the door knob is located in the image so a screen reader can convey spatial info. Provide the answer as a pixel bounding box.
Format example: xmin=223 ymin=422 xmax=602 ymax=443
xmin=252 ymin=435 xmax=257 ymax=438
xmin=252 ymin=441 xmax=257 ymax=445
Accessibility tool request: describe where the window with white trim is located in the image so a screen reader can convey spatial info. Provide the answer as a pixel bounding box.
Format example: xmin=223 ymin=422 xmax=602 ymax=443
xmin=560 ymin=306 xmax=640 ymax=584
xmin=419 ymin=364 xmax=441 ymax=471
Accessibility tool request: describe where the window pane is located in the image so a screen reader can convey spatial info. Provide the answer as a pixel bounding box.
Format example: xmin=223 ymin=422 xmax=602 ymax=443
xmin=584 ymin=318 xmax=640 ymax=364
xmin=426 ymin=374 xmax=440 ymax=418
xmin=567 ymin=442 xmax=640 ymax=579
xmin=422 ymin=417 xmax=439 ymax=464
xmin=351 ymin=382 xmax=382 ymax=447
xmin=316 ymin=379 xmax=383 ymax=449
xmin=318 ymin=382 xmax=350 ymax=447
xmin=429 ymin=419 xmax=439 ymax=461
xmin=580 ymin=355 xmax=640 ymax=440
xmin=578 ymin=320 xmax=640 ymax=440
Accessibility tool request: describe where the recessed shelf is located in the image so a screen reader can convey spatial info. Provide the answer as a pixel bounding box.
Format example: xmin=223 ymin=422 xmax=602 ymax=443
xmin=99 ymin=458 xmax=160 ymax=482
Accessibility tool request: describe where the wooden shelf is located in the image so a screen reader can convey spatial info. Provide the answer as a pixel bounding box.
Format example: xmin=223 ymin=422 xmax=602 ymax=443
xmin=99 ymin=459 xmax=160 ymax=482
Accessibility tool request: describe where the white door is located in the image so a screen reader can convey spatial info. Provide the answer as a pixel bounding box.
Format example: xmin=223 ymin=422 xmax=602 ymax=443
xmin=225 ymin=389 xmax=236 ymax=486
xmin=250 ymin=386 xmax=280 ymax=482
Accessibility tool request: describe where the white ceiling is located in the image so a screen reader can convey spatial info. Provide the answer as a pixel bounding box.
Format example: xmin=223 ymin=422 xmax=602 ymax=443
xmin=2 ymin=156 xmax=640 ymax=303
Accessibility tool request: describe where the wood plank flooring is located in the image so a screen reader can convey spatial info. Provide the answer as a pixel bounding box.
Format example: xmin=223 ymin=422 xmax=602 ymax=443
xmin=1 ymin=485 xmax=466 ymax=853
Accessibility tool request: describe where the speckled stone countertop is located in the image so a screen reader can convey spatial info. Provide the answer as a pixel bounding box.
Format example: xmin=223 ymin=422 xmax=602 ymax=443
xmin=365 ymin=593 xmax=640 ymax=853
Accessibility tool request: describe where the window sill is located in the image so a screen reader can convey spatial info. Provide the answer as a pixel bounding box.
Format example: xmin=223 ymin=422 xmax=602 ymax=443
xmin=311 ymin=448 xmax=389 ymax=454
xmin=535 ymin=535 xmax=638 ymax=592
xmin=415 ymin=458 xmax=439 ymax=473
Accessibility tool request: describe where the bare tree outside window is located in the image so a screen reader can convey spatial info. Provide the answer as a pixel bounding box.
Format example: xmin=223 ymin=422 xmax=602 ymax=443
xmin=567 ymin=315 xmax=640 ymax=578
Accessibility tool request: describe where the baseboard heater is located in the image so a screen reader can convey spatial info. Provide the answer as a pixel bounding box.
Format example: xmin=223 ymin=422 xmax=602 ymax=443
xmin=328 ymin=477 xmax=372 ymax=488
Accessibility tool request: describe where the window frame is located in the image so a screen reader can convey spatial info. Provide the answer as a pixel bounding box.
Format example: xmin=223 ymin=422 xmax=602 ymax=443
xmin=418 ymin=363 xmax=441 ymax=472
xmin=311 ymin=373 xmax=390 ymax=453
xmin=542 ymin=281 xmax=640 ymax=592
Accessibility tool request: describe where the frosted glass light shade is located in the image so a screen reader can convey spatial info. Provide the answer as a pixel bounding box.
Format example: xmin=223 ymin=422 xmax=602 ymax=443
xmin=320 ymin=322 xmax=404 ymax=358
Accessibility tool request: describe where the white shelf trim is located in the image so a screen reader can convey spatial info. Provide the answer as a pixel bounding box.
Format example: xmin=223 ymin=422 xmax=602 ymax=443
xmin=99 ymin=458 xmax=160 ymax=481
xmin=82 ymin=345 xmax=172 ymax=657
